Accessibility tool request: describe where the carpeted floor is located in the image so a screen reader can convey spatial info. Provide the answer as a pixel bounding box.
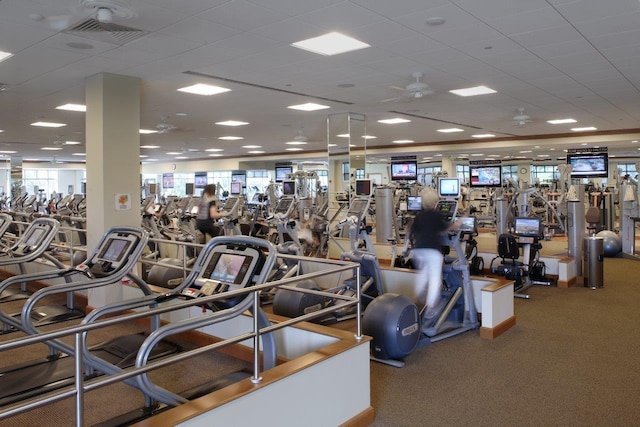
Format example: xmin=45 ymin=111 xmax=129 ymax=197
xmin=368 ymin=256 xmax=640 ymax=426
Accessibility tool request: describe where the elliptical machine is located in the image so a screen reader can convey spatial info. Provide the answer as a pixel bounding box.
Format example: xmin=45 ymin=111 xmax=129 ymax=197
xmin=362 ymin=178 xmax=480 ymax=367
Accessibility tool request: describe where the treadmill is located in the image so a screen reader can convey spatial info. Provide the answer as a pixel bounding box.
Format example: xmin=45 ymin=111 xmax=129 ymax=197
xmin=81 ymin=235 xmax=278 ymax=425
xmin=0 ymin=217 xmax=62 ymax=303
xmin=0 ymin=226 xmax=174 ymax=408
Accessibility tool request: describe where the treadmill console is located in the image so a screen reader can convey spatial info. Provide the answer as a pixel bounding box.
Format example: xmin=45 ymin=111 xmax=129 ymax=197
xmin=345 ymin=197 xmax=370 ymax=224
xmin=183 ymin=242 xmax=265 ymax=309
xmin=8 ymin=220 xmax=57 ymax=257
xmin=220 ymin=196 xmax=240 ymax=219
xmin=78 ymin=232 xmax=141 ymax=278
xmin=435 ymin=199 xmax=458 ymax=224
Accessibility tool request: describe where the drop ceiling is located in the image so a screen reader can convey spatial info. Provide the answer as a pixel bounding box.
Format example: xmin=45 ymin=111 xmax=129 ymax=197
xmin=1 ymin=0 xmax=640 ymax=166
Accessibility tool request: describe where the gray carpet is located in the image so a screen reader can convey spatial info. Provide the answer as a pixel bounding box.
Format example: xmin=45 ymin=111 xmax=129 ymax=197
xmin=369 ymin=256 xmax=640 ymax=426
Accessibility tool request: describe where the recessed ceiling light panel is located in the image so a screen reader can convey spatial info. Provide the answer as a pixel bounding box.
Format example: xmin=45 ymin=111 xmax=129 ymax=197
xmin=471 ymin=133 xmax=495 ymax=138
xmin=287 ymin=103 xmax=330 ymax=111
xmin=571 ymin=127 xmax=597 ymax=132
xmin=139 ymin=129 xmax=158 ymax=134
xmin=437 ymin=128 xmax=464 ymax=133
xmin=177 ymin=83 xmax=230 ymax=96
xmin=291 ymin=32 xmax=370 ymax=56
xmin=218 ymin=136 xmax=243 ymax=140
xmin=0 ymin=51 xmax=13 ymax=63
xmin=56 ymin=103 xmax=87 ymax=112
xmin=378 ymin=118 xmax=411 ymax=124
xmin=215 ymin=120 xmax=249 ymax=126
xmin=449 ymin=85 xmax=497 ymax=97
xmin=31 ymin=122 xmax=66 ymax=128
xmin=547 ymin=118 xmax=576 ymax=124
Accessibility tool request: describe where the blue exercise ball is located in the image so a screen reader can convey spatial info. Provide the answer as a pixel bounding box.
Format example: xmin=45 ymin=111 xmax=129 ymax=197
xmin=596 ymin=230 xmax=622 ymax=257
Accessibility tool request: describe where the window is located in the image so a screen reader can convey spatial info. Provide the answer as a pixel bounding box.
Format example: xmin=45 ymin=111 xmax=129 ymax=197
xmin=342 ymin=162 xmax=349 ymax=181
xmin=502 ymin=165 xmax=518 ymax=185
xmin=417 ymin=166 xmax=442 ymax=185
xmin=531 ymin=165 xmax=559 ymax=186
xmin=355 ymin=168 xmax=365 ymax=179
xmin=456 ymin=164 xmax=469 ymax=184
xmin=22 ymin=169 xmax=58 ymax=198
xmin=246 ymin=170 xmax=270 ymax=200
xmin=617 ymin=163 xmax=637 ymax=178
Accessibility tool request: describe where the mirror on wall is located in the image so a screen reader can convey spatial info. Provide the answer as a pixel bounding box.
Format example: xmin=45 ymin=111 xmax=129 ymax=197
xmin=327 ymin=112 xmax=366 ymax=202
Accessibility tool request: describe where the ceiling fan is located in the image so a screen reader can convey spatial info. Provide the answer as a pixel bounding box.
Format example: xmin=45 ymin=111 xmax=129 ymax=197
xmin=156 ymin=116 xmax=178 ymax=134
xmin=382 ymin=72 xmax=434 ymax=103
xmin=513 ymin=108 xmax=532 ymax=126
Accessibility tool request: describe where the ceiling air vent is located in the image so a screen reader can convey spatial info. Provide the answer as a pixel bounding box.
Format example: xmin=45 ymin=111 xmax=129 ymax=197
xmin=65 ymin=18 xmax=147 ymax=45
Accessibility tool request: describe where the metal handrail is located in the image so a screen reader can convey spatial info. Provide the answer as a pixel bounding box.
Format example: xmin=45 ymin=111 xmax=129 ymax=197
xmin=0 ymin=256 xmax=362 ymax=426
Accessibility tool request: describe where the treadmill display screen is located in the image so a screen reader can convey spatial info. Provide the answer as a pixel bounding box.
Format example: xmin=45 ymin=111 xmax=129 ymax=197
xmin=347 ymin=199 xmax=368 ymax=218
xmin=99 ymin=238 xmax=131 ymax=262
xmin=276 ymin=198 xmax=292 ymax=214
xmin=209 ymin=253 xmax=247 ymax=283
xmin=407 ymin=196 xmax=422 ymax=212
xmin=25 ymin=228 xmax=45 ymax=246
xmin=222 ymin=197 xmax=237 ymax=211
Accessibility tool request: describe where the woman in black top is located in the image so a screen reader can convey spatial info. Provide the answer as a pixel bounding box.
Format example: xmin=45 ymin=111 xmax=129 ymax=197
xmin=195 ymin=184 xmax=227 ymax=240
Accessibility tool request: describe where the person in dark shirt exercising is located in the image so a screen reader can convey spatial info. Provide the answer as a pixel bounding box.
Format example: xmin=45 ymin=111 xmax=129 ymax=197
xmin=409 ymin=187 xmax=459 ymax=319
xmin=196 ymin=184 xmax=228 ymax=240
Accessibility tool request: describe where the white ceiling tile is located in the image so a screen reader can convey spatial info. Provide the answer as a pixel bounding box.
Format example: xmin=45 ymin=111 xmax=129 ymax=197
xmin=198 ymin=0 xmax=287 ymax=31
xmin=349 ymin=20 xmax=419 ymax=46
xmin=509 ymin=25 xmax=583 ymax=48
xmin=546 ymin=52 xmax=615 ymax=75
xmin=453 ymin=0 xmax=550 ymax=20
xmin=484 ymin=6 xmax=570 ymax=36
xmin=376 ymin=35 xmax=449 ymax=57
xmin=38 ymin=33 xmax=119 ymax=55
xmin=0 ymin=45 xmax=86 ymax=85
xmin=136 ymin=0 xmax=229 ymax=14
xmin=573 ymin=10 xmax=640 ymax=38
xmin=497 ymin=59 xmax=566 ymax=81
xmin=246 ymin=0 xmax=344 ymax=17
xmin=394 ymin=4 xmax=482 ymax=34
xmin=590 ymin=29 xmax=640 ymax=51
xmin=250 ymin=18 xmax=324 ymax=43
xmin=553 ymin=0 xmax=640 ymax=24
xmin=122 ymin=33 xmax=204 ymax=58
xmin=156 ymin=17 xmax=242 ymax=44
xmin=529 ymin=39 xmax=595 ymax=59
xmin=350 ymin=0 xmax=449 ymax=18
xmin=426 ymin=22 xmax=506 ymax=47
xmin=295 ymin=2 xmax=386 ymax=31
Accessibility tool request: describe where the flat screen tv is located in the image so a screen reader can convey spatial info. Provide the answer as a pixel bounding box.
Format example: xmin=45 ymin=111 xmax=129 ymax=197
xmin=194 ymin=172 xmax=207 ymax=188
xmin=407 ymin=196 xmax=422 ymax=212
xmin=567 ymin=152 xmax=608 ymax=178
xmin=162 ymin=173 xmax=174 ymax=188
xmin=390 ymin=161 xmax=418 ymax=181
xmin=438 ymin=177 xmax=460 ymax=198
xmin=470 ymin=165 xmax=502 ymax=187
xmin=275 ymin=166 xmax=293 ymax=183
xmin=355 ymin=179 xmax=371 ymax=196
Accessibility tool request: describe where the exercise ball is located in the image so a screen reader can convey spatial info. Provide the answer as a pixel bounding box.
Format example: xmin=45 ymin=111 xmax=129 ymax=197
xmin=596 ymin=230 xmax=622 ymax=257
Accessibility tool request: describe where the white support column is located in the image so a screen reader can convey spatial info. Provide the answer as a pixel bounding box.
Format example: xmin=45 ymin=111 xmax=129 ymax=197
xmin=85 ymin=73 xmax=141 ymax=308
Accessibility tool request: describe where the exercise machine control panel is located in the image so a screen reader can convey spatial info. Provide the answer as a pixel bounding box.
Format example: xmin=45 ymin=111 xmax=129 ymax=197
xmin=74 ymin=230 xmax=144 ymax=279
xmin=1 ymin=218 xmax=59 ymax=258
xmin=181 ymin=240 xmax=266 ymax=310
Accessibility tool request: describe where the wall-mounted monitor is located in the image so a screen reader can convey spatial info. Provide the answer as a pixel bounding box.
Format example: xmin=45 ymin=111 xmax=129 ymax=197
xmin=567 ymin=152 xmax=608 ymax=178
xmin=282 ymin=180 xmax=296 ymax=196
xmin=194 ymin=172 xmax=207 ymax=188
xmin=355 ymin=179 xmax=372 ymax=196
xmin=275 ymin=166 xmax=293 ymax=183
xmin=470 ymin=165 xmax=502 ymax=188
xmin=231 ymin=172 xmax=246 ymax=185
xmin=162 ymin=173 xmax=174 ymax=188
xmin=230 ymin=181 xmax=242 ymax=195
xmin=438 ymin=177 xmax=460 ymax=198
xmin=514 ymin=217 xmax=542 ymax=239
xmin=390 ymin=161 xmax=418 ymax=181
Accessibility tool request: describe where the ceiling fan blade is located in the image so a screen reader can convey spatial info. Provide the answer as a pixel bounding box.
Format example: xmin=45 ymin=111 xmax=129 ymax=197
xmin=380 ymin=96 xmax=402 ymax=103
xmin=389 ymin=86 xmax=406 ymax=92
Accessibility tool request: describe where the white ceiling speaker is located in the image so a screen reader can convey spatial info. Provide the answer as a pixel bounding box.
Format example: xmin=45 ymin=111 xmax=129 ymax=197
xmin=382 ymin=72 xmax=433 ymax=103
xmin=513 ymin=108 xmax=532 ymax=125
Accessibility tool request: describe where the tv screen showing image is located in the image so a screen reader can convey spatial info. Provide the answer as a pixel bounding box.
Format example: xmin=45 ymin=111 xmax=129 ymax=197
xmin=407 ymin=196 xmax=422 ymax=211
xmin=162 ymin=173 xmax=174 ymax=188
xmin=514 ymin=217 xmax=542 ymax=238
xmin=194 ymin=172 xmax=207 ymax=188
xmin=567 ymin=153 xmax=608 ymax=178
xmin=438 ymin=178 xmax=460 ymax=198
xmin=470 ymin=166 xmax=502 ymax=187
xmin=390 ymin=161 xmax=418 ymax=181
xmin=275 ymin=166 xmax=293 ymax=183
xmin=231 ymin=173 xmax=246 ymax=185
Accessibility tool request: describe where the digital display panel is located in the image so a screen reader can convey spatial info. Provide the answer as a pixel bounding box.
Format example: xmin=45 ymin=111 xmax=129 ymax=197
xmin=567 ymin=153 xmax=608 ymax=178
xmin=438 ymin=178 xmax=460 ymax=198
xmin=470 ymin=166 xmax=502 ymax=188
xmin=514 ymin=217 xmax=542 ymax=238
xmin=25 ymin=228 xmax=45 ymax=246
xmin=282 ymin=180 xmax=296 ymax=196
xmin=459 ymin=216 xmax=477 ymax=233
xmin=230 ymin=182 xmax=242 ymax=195
xmin=347 ymin=199 xmax=368 ymax=218
xmin=355 ymin=179 xmax=371 ymax=196
xmin=99 ymin=238 xmax=131 ymax=262
xmin=209 ymin=253 xmax=248 ymax=284
xmin=390 ymin=161 xmax=418 ymax=181
xmin=194 ymin=172 xmax=207 ymax=188
xmin=407 ymin=196 xmax=422 ymax=211
xmin=222 ymin=197 xmax=237 ymax=211
xmin=162 ymin=173 xmax=174 ymax=188
xmin=276 ymin=198 xmax=293 ymax=214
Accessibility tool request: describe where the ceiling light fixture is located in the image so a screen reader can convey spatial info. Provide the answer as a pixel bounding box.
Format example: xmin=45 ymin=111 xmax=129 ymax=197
xmin=571 ymin=127 xmax=597 ymax=132
xmin=177 ymin=83 xmax=231 ymax=96
xmin=286 ymin=141 xmax=307 ymax=145
xmin=56 ymin=104 xmax=87 ymax=112
xmin=378 ymin=118 xmax=411 ymax=124
xmin=0 ymin=150 xmax=16 ymax=154
xmin=248 ymin=150 xmax=265 ymax=154
xmin=287 ymin=103 xmax=330 ymax=111
xmin=64 ymin=141 xmax=81 ymax=145
xmin=393 ymin=139 xmax=414 ymax=144
xmin=215 ymin=120 xmax=249 ymax=126
xmin=41 ymin=147 xmax=63 ymax=151
xmin=449 ymin=85 xmax=497 ymax=97
xmin=205 ymin=148 xmax=224 ymax=152
xmin=140 ymin=145 xmax=160 ymax=149
xmin=547 ymin=118 xmax=576 ymax=124
xmin=286 ymin=148 xmax=304 ymax=151
xmin=291 ymin=32 xmax=370 ymax=56
xmin=31 ymin=122 xmax=66 ymax=128
xmin=243 ymin=145 xmax=262 ymax=149
xmin=218 ymin=136 xmax=244 ymax=140
xmin=437 ymin=128 xmax=464 ymax=133
xmin=472 ymin=133 xmax=495 ymax=138
xmin=0 ymin=51 xmax=13 ymax=63
xmin=139 ymin=129 xmax=158 ymax=134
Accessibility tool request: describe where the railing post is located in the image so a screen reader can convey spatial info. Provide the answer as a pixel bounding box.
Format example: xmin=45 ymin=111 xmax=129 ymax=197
xmin=251 ymin=290 xmax=262 ymax=384
xmin=75 ymin=332 xmax=85 ymax=427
